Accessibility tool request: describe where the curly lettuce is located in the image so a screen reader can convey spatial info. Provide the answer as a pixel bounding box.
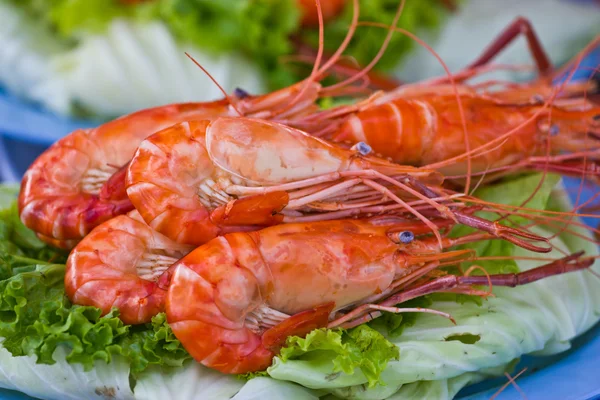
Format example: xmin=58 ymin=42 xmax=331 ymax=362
xmin=279 ymin=326 xmax=399 ymax=388
xmin=0 ymin=190 xmax=190 ymax=379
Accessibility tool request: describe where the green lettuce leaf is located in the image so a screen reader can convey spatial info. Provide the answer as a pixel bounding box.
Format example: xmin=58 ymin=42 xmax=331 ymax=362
xmin=0 ymin=185 xmax=19 ymax=209
xmin=155 ymin=0 xmax=301 ymax=90
xmin=0 ymin=201 xmax=68 ymax=275
xmin=0 ymin=196 xmax=190 ymax=378
xmin=278 ymin=325 xmax=399 ymax=388
xmin=50 ymin=0 xmax=127 ymax=36
xmin=6 ymin=0 xmax=132 ymax=36
xmin=0 ymin=259 xmax=190 ymax=374
xmin=120 ymin=312 xmax=191 ymax=373
xmin=0 ymin=175 xmax=597 ymax=400
xmin=8 ymin=0 xmax=301 ymax=89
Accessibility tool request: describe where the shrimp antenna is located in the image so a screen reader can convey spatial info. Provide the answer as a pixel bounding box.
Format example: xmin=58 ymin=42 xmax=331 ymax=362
xmin=307 ymin=0 xmax=325 ymax=84
xmin=185 ymin=52 xmax=244 ymax=117
xmin=490 ymin=368 xmax=529 ymax=400
xmin=312 ymin=0 xmax=360 ymax=80
xmin=355 ymin=21 xmax=474 ymax=195
xmin=273 ymin=0 xmax=361 ymax=120
xmin=285 ymin=0 xmax=326 ymax=110
xmin=320 ymin=0 xmax=406 ymax=94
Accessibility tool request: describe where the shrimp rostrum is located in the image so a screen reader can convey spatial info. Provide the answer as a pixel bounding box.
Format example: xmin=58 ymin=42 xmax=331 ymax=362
xmin=125 ymin=117 xmax=549 ymax=251
xmin=165 ymin=218 xmax=593 ymax=374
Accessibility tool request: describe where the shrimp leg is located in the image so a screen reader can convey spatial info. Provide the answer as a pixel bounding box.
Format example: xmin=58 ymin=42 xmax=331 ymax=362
xmin=335 ymin=251 xmax=594 ymax=329
xmin=464 ymin=17 xmax=553 ymax=78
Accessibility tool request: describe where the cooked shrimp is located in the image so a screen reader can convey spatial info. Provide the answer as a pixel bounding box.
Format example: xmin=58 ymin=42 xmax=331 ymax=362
xmin=311 ymin=91 xmax=600 ymax=179
xmin=65 ymin=210 xmax=193 ymax=325
xmin=297 ymin=19 xmax=600 ymax=180
xmin=164 ymin=217 xmax=592 ymax=374
xmin=17 ymin=79 xmax=327 ymax=249
xmin=393 ymin=17 xmax=599 ymax=104
xmin=125 ymin=117 xmax=547 ymax=251
xmin=17 ymin=0 xmax=373 ymax=249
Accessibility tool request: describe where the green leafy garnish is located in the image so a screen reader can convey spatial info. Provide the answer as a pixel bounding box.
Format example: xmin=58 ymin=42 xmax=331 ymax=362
xmin=368 ymin=296 xmax=433 ymax=337
xmin=278 ymin=325 xmax=399 ymax=388
xmin=0 ymin=195 xmax=190 ymax=376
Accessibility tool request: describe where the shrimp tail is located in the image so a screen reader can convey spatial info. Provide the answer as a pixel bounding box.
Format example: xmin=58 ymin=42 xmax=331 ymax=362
xmin=19 ymin=191 xmax=134 ymax=242
xmin=169 ymin=317 xmax=274 ymax=374
xmin=262 ymin=302 xmax=334 ymax=352
xmin=210 ymin=191 xmax=289 ymax=226
xmin=99 ymin=162 xmax=131 ymax=201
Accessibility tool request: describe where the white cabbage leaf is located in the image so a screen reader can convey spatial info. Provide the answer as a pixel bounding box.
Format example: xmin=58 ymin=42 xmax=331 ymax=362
xmin=267 ymin=184 xmax=600 ymax=399
xmin=0 ymin=2 xmax=266 ymax=118
xmin=53 ymin=19 xmax=266 ymax=117
xmin=134 ymin=361 xmax=244 ymax=400
xmin=0 ymin=2 xmax=70 ymax=113
xmin=0 ymin=344 xmax=134 ymax=400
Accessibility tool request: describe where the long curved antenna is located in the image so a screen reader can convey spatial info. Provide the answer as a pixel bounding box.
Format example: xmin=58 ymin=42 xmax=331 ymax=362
xmin=321 ymin=0 xmax=406 ymax=93
xmin=353 ymin=21 xmax=474 ymax=195
xmin=184 ymin=52 xmax=244 ymax=117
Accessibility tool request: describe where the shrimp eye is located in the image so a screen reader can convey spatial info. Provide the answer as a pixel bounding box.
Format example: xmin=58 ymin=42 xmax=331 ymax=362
xmin=234 ymin=87 xmax=250 ymax=99
xmin=398 ymin=231 xmax=415 ymax=244
xmin=532 ymin=94 xmax=544 ymax=103
xmin=353 ymin=141 xmax=372 ymax=156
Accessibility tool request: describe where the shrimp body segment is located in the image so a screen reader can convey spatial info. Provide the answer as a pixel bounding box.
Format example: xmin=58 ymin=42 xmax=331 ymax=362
xmin=165 ymin=218 xmax=593 ymax=374
xmin=126 ymin=117 xmax=443 ymax=247
xmin=328 ymin=93 xmax=600 ymax=177
xmin=65 ymin=210 xmax=193 ymax=325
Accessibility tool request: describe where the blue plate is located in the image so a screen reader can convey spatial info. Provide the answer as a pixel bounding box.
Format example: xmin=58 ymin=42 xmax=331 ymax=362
xmin=0 ymin=50 xmax=599 ymax=400
xmin=0 ymin=87 xmax=99 ymax=181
